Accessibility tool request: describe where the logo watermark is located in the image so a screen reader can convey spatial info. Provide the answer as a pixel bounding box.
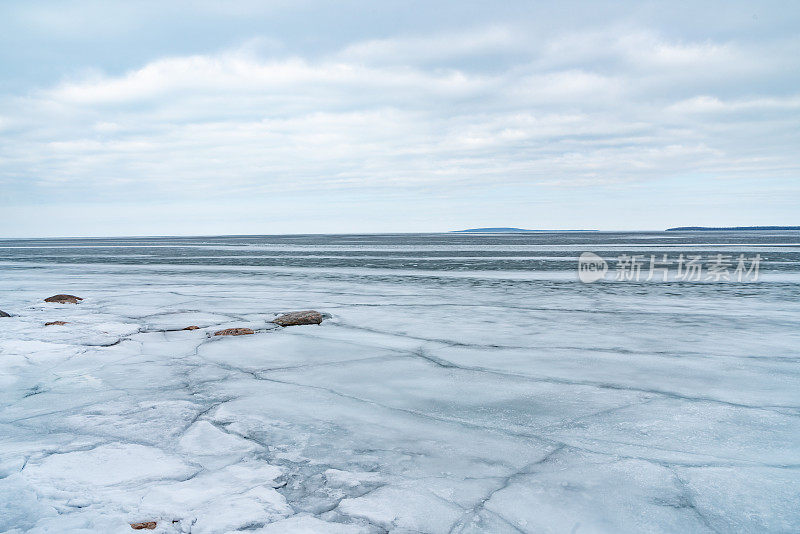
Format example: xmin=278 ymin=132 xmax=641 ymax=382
xmin=578 ymin=252 xmax=609 ymax=283
xmin=578 ymin=253 xmax=761 ymax=283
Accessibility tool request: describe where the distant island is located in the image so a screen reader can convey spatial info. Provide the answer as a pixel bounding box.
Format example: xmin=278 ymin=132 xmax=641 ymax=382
xmin=666 ymin=226 xmax=800 ymax=231
xmin=453 ymin=227 xmax=597 ymax=233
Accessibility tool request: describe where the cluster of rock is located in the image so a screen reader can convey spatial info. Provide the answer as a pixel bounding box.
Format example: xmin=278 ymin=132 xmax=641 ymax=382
xmin=44 ymin=294 xmax=83 ymax=304
xmin=271 ymin=310 xmax=323 ymax=327
xmin=3 ymin=294 xmax=327 ymax=336
xmin=214 ymin=328 xmax=255 ymax=336
xmin=209 ymin=310 xmax=324 ymax=334
xmin=2 ymin=294 xmax=87 ymax=321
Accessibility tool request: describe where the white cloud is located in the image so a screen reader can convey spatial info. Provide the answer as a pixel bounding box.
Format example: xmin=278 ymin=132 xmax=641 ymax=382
xmin=668 ymin=95 xmax=800 ymax=114
xmin=337 ymin=26 xmax=522 ymax=64
xmin=542 ymin=29 xmax=734 ymax=67
xmin=47 ymin=52 xmax=488 ymax=106
xmin=2 ymin=24 xmax=798 ymax=211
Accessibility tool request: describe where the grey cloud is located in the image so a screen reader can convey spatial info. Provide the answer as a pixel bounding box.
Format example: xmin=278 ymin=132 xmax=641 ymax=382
xmin=0 ymin=1 xmax=798 ymax=234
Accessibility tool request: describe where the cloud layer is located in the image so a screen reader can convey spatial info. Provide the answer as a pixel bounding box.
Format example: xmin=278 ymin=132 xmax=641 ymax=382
xmin=1 ymin=1 xmax=799 ymax=235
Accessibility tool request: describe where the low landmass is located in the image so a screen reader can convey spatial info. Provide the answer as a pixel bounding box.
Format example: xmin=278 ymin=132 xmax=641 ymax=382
xmin=453 ymin=227 xmax=597 ymax=233
xmin=666 ymin=226 xmax=800 ymax=231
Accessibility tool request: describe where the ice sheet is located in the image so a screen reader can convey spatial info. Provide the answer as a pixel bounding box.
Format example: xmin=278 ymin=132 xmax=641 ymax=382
xmin=1 ymin=233 xmax=799 ymax=532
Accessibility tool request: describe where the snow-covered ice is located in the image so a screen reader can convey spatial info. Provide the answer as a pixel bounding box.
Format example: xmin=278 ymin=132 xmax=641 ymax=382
xmin=1 ymin=233 xmax=799 ymax=532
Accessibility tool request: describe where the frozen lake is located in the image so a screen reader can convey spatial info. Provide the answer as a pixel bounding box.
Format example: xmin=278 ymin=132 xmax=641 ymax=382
xmin=1 ymin=232 xmax=799 ymax=533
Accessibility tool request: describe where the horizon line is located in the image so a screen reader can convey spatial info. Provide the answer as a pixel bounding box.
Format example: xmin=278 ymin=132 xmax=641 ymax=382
xmin=3 ymin=227 xmax=800 ymax=240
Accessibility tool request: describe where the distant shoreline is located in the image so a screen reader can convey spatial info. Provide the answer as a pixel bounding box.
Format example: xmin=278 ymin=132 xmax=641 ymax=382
xmin=452 ymin=227 xmax=598 ymax=233
xmin=666 ymin=226 xmax=800 ymax=231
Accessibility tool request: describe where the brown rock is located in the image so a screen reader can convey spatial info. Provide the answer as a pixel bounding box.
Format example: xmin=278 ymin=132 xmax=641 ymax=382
xmin=44 ymin=294 xmax=83 ymax=304
xmin=130 ymin=522 xmax=157 ymax=530
xmin=214 ymin=328 xmax=255 ymax=336
xmin=45 ymin=321 xmax=69 ymax=326
xmin=183 ymin=325 xmax=200 ymax=330
xmin=0 ymin=309 xmax=10 ymax=317
xmin=272 ymin=310 xmax=323 ymax=327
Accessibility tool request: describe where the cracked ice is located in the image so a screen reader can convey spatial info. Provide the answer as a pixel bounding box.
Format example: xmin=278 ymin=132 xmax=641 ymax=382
xmin=1 ymin=234 xmax=799 ymax=533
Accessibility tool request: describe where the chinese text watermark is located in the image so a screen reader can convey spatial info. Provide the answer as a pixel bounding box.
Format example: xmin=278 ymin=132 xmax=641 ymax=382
xmin=578 ymin=252 xmax=761 ymax=283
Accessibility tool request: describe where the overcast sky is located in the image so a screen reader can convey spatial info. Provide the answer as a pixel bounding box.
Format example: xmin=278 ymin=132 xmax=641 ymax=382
xmin=1 ymin=1 xmax=799 ymax=236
